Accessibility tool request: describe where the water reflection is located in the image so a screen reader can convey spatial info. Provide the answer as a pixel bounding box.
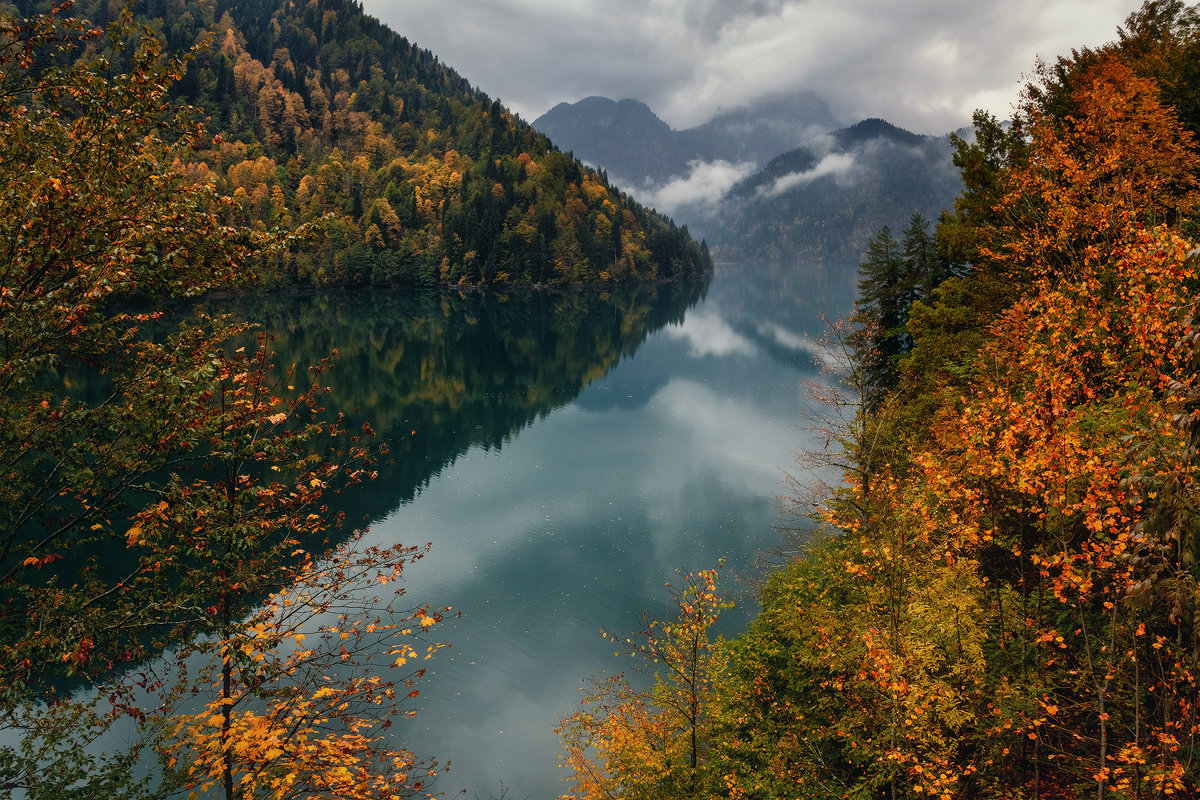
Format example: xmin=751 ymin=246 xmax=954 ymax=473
xmin=210 ymin=261 xmax=855 ymax=799
xmin=194 ymin=281 xmax=707 ymax=529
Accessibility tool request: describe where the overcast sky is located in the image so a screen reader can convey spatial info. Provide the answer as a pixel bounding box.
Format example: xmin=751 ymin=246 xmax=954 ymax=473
xmin=361 ymin=0 xmax=1134 ymax=134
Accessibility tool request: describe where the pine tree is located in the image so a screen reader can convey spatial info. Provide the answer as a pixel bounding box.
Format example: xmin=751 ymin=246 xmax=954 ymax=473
xmin=901 ymin=212 xmax=936 ymax=305
xmin=855 ymin=225 xmax=907 ymax=405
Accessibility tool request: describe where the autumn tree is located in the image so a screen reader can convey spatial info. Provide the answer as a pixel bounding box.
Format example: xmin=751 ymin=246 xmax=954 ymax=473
xmin=557 ymin=567 xmax=731 ymax=800
xmin=0 ymin=3 xmax=277 ymax=685
xmin=983 ymin=58 xmax=1198 ymax=285
xmin=0 ymin=6 xmax=446 ymax=797
xmin=161 ymin=536 xmax=451 ymax=800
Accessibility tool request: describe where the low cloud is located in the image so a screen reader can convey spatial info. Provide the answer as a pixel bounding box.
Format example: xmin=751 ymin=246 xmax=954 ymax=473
xmin=370 ymin=0 xmax=1128 ymax=137
xmin=759 ymin=152 xmax=857 ymax=198
xmin=639 ymin=159 xmax=757 ymax=216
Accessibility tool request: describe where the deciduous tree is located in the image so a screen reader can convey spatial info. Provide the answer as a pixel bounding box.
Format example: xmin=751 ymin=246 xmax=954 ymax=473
xmin=557 ymin=567 xmax=731 ymax=800
xmin=0 ymin=7 xmax=445 ymax=797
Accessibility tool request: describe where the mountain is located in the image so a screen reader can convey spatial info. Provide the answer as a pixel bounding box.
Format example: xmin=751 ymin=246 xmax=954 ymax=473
xmin=20 ymin=0 xmax=710 ymax=286
xmin=676 ymin=91 xmax=842 ymax=170
xmin=711 ymin=119 xmax=963 ymax=263
xmin=534 ymin=97 xmax=693 ymax=185
xmin=532 ymin=91 xmax=841 ymax=187
xmin=536 ymin=91 xmax=962 ymax=265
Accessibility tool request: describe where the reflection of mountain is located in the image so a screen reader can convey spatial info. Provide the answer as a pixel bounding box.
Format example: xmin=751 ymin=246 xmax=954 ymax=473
xmin=574 ymin=258 xmax=857 ymax=414
xmin=728 ymin=319 xmax=824 ymax=373
xmin=196 ymin=281 xmax=708 ymax=526
xmin=712 ymin=259 xmax=858 ymax=332
xmin=570 ymin=348 xmax=673 ymax=413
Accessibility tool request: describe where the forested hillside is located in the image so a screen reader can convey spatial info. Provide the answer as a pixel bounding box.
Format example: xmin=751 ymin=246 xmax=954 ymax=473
xmin=710 ymin=118 xmax=963 ymax=264
xmin=558 ymin=2 xmax=1200 ymax=798
xmin=3 ymin=0 xmax=710 ymax=286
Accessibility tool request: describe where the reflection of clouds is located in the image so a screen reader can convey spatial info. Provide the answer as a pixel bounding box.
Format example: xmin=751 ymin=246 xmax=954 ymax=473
xmin=756 ymin=322 xmax=849 ymax=371
xmin=757 ymin=321 xmax=806 ymax=351
xmin=352 ymin=296 xmax=841 ymax=799
xmin=663 ymin=311 xmax=756 ymax=358
xmin=806 ymin=339 xmax=852 ymax=372
xmin=649 ymin=377 xmax=799 ymax=494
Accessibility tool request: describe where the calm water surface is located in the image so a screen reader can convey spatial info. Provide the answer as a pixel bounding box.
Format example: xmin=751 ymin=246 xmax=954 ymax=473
xmin=217 ymin=260 xmax=856 ymax=799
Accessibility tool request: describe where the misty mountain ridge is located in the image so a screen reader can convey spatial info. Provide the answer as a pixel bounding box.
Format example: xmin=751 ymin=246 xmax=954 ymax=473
xmin=732 ymin=118 xmax=942 ymax=198
xmin=533 ymin=91 xmax=841 ymax=187
xmin=712 ymin=118 xmax=963 ymax=263
xmin=535 ymin=96 xmax=964 ymax=265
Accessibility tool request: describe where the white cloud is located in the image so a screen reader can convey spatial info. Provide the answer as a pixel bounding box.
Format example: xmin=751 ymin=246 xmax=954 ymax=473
xmin=366 ymin=0 xmax=1129 ymax=134
xmin=759 ymin=152 xmax=857 ymax=198
xmin=638 ymin=159 xmax=757 ymax=216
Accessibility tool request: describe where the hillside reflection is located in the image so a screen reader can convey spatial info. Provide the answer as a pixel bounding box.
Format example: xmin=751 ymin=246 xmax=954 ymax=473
xmin=194 ymin=280 xmax=709 ymax=528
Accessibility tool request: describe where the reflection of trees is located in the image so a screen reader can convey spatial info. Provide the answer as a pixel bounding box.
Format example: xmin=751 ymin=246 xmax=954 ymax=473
xmin=194 ymin=281 xmax=708 ymax=527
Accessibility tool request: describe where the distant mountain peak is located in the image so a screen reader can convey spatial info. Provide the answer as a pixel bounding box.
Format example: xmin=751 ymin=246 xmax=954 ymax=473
xmin=532 ymin=91 xmax=841 ymax=187
xmin=533 ymin=97 xmax=683 ymax=185
xmin=835 ymin=118 xmax=925 ymax=148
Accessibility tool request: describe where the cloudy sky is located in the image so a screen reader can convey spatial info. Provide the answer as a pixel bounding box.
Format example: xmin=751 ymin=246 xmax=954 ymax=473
xmin=362 ymin=0 xmax=1132 ymax=134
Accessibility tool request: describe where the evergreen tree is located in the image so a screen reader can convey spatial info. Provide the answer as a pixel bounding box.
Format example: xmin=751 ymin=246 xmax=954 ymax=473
xmin=901 ymin=211 xmax=935 ymax=305
xmin=854 ymin=225 xmax=907 ymax=405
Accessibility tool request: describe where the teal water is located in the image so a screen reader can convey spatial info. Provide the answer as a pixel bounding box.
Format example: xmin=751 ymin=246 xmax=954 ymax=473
xmin=198 ymin=260 xmax=855 ymax=798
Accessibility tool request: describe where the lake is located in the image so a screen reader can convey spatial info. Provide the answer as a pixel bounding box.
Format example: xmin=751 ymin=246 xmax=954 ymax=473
xmin=194 ymin=259 xmax=856 ymax=799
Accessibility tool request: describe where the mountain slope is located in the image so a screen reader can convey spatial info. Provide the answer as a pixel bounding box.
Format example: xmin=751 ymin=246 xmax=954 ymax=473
xmin=532 ymin=91 xmax=840 ymax=186
xmin=711 ymin=119 xmax=963 ymax=263
xmin=27 ymin=0 xmax=710 ymax=286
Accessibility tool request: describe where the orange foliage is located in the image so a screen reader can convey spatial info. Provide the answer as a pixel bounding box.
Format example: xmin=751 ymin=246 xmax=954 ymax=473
xmin=986 ymin=57 xmax=1199 ymax=280
xmin=164 ymin=540 xmax=451 ymax=800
